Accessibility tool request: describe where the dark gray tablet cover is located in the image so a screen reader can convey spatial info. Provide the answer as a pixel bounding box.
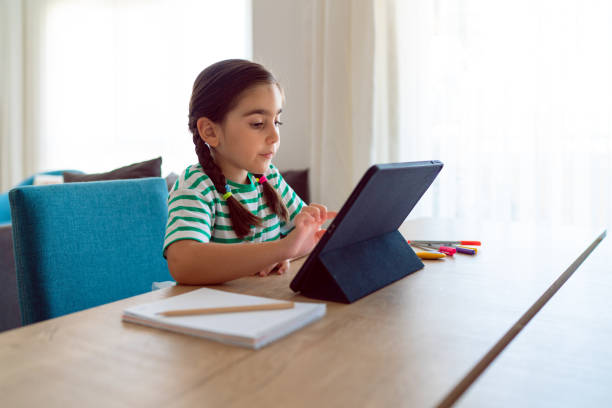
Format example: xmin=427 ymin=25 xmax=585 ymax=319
xmin=290 ymin=160 xmax=443 ymax=303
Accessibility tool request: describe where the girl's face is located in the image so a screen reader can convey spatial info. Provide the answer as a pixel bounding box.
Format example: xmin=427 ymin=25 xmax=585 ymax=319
xmin=211 ymin=83 xmax=283 ymax=183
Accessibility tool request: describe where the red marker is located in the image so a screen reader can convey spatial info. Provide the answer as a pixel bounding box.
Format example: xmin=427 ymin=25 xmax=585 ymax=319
xmin=411 ymin=243 xmax=456 ymax=256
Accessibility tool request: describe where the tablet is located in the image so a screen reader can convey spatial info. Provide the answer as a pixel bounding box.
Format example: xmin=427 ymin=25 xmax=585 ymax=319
xmin=290 ymin=160 xmax=443 ymax=303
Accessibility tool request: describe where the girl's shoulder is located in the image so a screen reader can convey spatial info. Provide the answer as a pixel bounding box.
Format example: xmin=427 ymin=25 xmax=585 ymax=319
xmin=266 ymin=163 xmax=283 ymax=187
xmin=171 ymin=164 xmax=217 ymax=196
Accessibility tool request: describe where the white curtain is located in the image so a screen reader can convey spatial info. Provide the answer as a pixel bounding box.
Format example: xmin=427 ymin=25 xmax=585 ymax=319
xmin=393 ymin=0 xmax=612 ymax=230
xmin=308 ymin=0 xmax=612 ymax=230
xmin=0 ymin=0 xmax=33 ymax=190
xmin=0 ymin=0 xmax=251 ymax=191
xmin=309 ymin=0 xmax=392 ymax=211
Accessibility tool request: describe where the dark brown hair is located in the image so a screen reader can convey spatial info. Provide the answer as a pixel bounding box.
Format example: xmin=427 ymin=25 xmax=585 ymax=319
xmin=188 ymin=59 xmax=289 ymax=238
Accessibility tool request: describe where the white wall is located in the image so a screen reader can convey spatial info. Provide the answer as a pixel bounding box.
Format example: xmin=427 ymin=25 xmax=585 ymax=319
xmin=252 ymin=0 xmax=312 ymax=172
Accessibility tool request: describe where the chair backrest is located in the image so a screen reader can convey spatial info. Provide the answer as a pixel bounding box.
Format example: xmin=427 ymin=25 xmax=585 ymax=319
xmin=9 ymin=178 xmax=173 ymax=324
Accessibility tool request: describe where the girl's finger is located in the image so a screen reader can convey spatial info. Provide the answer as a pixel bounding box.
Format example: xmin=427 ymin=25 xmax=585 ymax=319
xmin=302 ymin=205 xmax=321 ymax=221
xmin=295 ymin=211 xmax=315 ymax=228
xmin=309 ymin=203 xmax=327 ymax=222
xmin=277 ymin=259 xmax=290 ymax=275
xmin=258 ymin=263 xmax=278 ymax=277
xmin=326 ymin=211 xmax=338 ymax=220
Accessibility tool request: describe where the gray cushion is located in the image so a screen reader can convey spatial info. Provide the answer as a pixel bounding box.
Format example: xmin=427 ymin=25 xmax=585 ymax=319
xmin=165 ymin=172 xmax=179 ymax=192
xmin=63 ymin=157 xmax=162 ymax=182
xmin=281 ymin=169 xmax=309 ymax=204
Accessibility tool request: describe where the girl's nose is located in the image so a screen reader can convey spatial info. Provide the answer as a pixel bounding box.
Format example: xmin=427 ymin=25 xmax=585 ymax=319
xmin=267 ymin=126 xmax=280 ymax=143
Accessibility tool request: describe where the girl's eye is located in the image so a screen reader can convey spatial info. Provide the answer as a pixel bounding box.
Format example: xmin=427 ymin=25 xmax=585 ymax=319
xmin=274 ymin=121 xmax=284 ymax=127
xmin=251 ymin=122 xmax=264 ymax=129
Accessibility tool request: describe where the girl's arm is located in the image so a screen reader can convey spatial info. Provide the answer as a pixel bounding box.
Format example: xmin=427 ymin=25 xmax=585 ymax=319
xmin=166 ymin=204 xmax=336 ymax=285
xmin=166 ymin=239 xmax=293 ymax=285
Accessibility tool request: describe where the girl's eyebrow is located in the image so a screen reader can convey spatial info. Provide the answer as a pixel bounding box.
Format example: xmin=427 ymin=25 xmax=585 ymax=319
xmin=242 ymin=108 xmax=282 ymax=117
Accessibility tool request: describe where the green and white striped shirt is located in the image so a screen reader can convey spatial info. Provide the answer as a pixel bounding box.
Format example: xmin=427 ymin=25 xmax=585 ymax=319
xmin=163 ymin=163 xmax=305 ymax=254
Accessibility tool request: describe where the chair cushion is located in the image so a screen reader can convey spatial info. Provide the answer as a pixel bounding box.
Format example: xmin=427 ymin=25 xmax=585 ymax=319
xmin=9 ymin=178 xmax=172 ymax=324
xmin=16 ymin=169 xmax=82 ymax=187
xmin=63 ymin=157 xmax=162 ymax=183
xmin=281 ymin=169 xmax=310 ymax=204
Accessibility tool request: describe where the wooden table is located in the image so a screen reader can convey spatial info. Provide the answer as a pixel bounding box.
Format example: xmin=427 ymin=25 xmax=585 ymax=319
xmin=456 ymin=230 xmax=612 ymax=407
xmin=0 ymin=219 xmax=605 ymax=407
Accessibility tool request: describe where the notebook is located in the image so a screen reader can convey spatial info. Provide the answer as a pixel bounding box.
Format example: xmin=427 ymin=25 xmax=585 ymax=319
xmin=122 ymin=288 xmax=326 ymax=349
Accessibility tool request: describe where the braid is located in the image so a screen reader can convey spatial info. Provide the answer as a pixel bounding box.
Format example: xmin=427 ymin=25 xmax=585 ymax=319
xmin=193 ymin=135 xmax=261 ymax=238
xmin=258 ymin=177 xmax=289 ymax=222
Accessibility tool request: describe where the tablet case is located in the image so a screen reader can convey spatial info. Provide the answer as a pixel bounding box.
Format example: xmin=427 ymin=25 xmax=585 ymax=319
xmin=290 ymin=161 xmax=443 ymax=303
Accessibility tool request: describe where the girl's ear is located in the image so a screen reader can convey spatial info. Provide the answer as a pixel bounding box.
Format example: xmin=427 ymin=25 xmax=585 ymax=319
xmin=196 ymin=117 xmax=220 ymax=147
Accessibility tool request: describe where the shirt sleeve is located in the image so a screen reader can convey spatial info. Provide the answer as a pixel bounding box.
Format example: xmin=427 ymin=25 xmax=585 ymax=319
xmin=163 ymin=187 xmax=215 ymax=256
xmin=268 ymin=165 xmax=306 ymax=236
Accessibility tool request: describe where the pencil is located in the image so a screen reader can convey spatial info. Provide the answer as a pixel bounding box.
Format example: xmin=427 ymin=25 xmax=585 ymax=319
xmin=157 ymin=302 xmax=295 ymax=317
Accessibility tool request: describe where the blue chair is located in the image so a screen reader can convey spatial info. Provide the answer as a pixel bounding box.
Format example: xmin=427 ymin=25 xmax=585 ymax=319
xmin=9 ymin=177 xmax=173 ymax=324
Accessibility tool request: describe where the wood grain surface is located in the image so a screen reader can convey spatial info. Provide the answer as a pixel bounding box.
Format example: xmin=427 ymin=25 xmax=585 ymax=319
xmin=456 ymin=231 xmax=611 ymax=407
xmin=0 ymin=218 xmax=603 ymax=407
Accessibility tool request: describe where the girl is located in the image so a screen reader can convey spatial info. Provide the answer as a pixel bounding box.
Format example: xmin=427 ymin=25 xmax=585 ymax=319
xmin=164 ymin=59 xmax=335 ymax=285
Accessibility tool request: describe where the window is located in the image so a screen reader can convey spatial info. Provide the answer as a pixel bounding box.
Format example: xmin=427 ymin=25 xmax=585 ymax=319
xmin=395 ymin=0 xmax=612 ymax=228
xmin=35 ymin=0 xmax=252 ymax=176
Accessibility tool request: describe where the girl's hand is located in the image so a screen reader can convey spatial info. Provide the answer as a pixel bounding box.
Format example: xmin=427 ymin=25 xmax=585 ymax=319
xmin=256 ymin=259 xmax=290 ymax=277
xmin=284 ymin=204 xmax=337 ymax=259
